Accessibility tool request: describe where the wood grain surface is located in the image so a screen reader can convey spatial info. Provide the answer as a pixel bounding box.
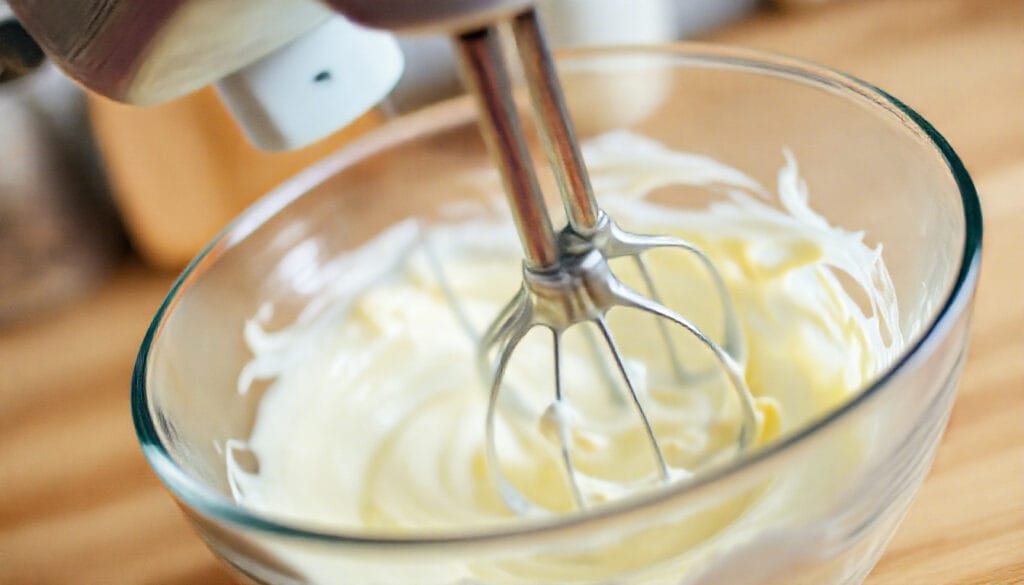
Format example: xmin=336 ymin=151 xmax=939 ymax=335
xmin=1 ymin=0 xmax=1022 ymax=583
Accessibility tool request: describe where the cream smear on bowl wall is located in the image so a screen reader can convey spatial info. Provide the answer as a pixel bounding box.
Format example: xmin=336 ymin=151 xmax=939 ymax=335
xmin=223 ymin=131 xmax=903 ymax=583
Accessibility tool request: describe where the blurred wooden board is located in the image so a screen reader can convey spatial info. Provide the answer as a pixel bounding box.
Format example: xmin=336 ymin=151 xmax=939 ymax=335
xmin=1 ymin=0 xmax=1022 ymax=583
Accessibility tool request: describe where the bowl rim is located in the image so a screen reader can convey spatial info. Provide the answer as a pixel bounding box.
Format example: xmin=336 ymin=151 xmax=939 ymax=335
xmin=132 ymin=42 xmax=982 ymax=552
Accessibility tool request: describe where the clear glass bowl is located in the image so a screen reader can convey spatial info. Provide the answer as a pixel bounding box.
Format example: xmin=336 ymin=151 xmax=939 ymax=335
xmin=133 ymin=45 xmax=981 ymax=585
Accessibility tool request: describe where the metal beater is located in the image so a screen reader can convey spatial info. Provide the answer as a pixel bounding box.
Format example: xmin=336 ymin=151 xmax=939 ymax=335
xmin=446 ymin=9 xmax=759 ymax=515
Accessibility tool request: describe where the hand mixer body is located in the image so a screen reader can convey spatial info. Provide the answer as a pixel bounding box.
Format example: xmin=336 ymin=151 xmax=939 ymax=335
xmin=2 ymin=0 xmax=534 ymax=106
xmin=4 ymin=0 xmax=331 ymax=105
xmin=3 ymin=0 xmax=405 ymax=150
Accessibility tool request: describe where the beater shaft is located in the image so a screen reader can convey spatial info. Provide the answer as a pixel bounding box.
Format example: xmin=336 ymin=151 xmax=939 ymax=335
xmin=511 ymin=10 xmax=600 ymax=235
xmin=455 ymin=25 xmax=559 ymax=270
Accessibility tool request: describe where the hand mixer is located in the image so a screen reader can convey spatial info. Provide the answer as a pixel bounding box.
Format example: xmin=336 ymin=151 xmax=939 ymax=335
xmin=7 ymin=0 xmax=758 ymax=515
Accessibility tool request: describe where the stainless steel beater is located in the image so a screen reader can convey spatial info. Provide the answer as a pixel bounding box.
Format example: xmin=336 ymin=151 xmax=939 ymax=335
xmin=309 ymin=0 xmax=759 ymax=513
xmin=449 ymin=10 xmax=759 ymax=514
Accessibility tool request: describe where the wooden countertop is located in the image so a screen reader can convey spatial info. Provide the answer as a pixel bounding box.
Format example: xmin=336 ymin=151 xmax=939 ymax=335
xmin=1 ymin=0 xmax=1021 ymax=583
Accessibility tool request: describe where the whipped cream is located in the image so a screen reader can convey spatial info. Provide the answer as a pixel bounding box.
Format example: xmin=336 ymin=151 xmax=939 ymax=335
xmin=224 ymin=131 xmax=902 ymax=583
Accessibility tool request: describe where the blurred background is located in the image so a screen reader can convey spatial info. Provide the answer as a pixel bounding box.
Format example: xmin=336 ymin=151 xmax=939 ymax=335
xmin=1 ymin=0 xmax=1021 ymax=583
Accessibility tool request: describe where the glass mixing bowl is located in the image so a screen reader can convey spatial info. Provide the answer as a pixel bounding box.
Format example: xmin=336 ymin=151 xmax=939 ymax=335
xmin=133 ymin=45 xmax=981 ymax=585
